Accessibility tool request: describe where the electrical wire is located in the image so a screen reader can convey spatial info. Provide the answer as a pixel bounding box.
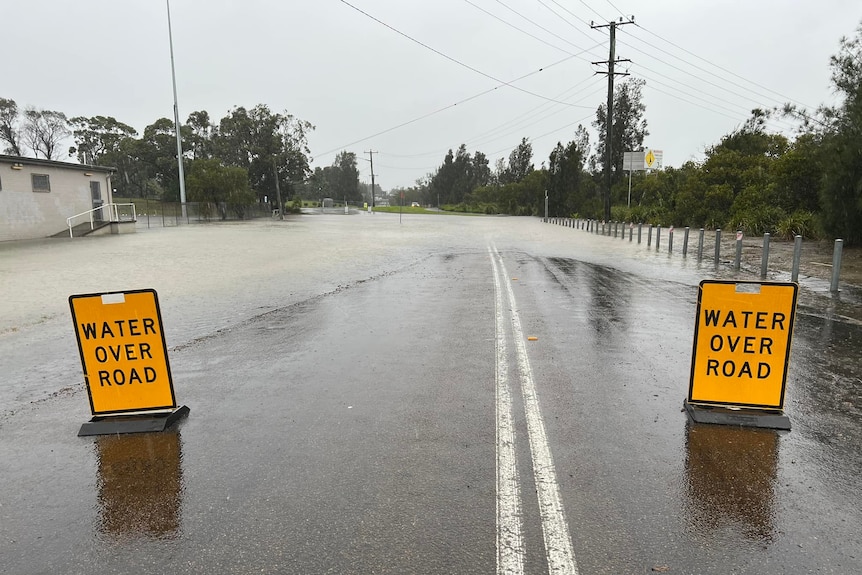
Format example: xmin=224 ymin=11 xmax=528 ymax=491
xmin=603 ymin=0 xmax=627 ymax=19
xmin=463 ymin=0 xmax=591 ymax=59
xmin=312 ymin=52 xmax=582 ymax=161
xmin=485 ymin=112 xmax=595 ymax=158
xmin=632 ymin=63 xmax=799 ymax=131
xmin=493 ymin=0 xmax=603 ymax=56
xmin=338 ymin=0 xmax=593 ymax=108
xmin=633 ymin=23 xmax=816 ymax=112
xmin=576 ymin=0 xmax=610 ymax=23
xmin=621 ymin=27 xmax=815 ymax=114
xmin=538 ymin=0 xmax=593 ymax=30
xmin=378 ymin=74 xmax=602 ymax=161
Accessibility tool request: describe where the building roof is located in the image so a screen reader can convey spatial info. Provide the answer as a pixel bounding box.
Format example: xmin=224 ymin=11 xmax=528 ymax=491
xmin=0 ymin=154 xmax=116 ymax=173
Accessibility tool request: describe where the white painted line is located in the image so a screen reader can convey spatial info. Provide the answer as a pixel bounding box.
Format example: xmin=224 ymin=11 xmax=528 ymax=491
xmin=489 ymin=246 xmax=525 ymax=575
xmin=492 ymin=245 xmax=580 ymax=575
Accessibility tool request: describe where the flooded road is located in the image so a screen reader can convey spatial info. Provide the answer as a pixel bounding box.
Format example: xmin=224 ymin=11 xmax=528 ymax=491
xmin=1 ymin=214 xmax=860 ymax=573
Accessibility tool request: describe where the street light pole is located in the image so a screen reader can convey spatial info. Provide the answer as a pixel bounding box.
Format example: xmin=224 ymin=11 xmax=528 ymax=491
xmin=166 ymin=0 xmax=187 ymax=219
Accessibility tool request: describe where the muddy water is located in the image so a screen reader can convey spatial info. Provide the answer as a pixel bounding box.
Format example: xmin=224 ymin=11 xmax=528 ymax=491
xmin=0 ymin=214 xmax=855 ymax=414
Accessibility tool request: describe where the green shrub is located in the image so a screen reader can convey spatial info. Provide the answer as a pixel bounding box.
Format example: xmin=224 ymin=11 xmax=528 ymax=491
xmin=775 ymin=210 xmax=822 ymax=240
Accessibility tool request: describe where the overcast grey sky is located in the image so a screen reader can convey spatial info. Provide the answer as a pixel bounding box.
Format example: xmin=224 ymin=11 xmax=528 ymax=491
xmin=3 ymin=1 xmax=860 ymax=188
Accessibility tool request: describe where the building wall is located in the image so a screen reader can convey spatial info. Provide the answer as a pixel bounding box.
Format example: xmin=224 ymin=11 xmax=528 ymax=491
xmin=0 ymin=160 xmax=113 ymax=241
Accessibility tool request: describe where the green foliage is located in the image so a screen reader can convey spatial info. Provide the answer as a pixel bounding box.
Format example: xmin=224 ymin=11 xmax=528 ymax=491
xmin=725 ymin=205 xmax=786 ymax=236
xmin=593 ymin=78 xmax=649 ymax=188
xmin=817 ymin=24 xmax=862 ymax=245
xmin=775 ymin=210 xmax=822 ymax=240
xmin=186 ymin=158 xmax=253 ymax=220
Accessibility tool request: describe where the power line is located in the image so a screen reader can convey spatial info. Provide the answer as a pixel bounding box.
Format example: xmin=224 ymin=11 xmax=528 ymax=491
xmin=312 ymin=53 xmax=582 ymax=161
xmin=463 ymin=0 xmax=589 ymax=58
xmin=338 ymin=0 xmax=593 ymax=108
xmin=639 ymin=81 xmax=751 ymax=123
xmin=493 ymin=0 xmax=603 ymax=57
xmin=485 ymin=112 xmax=595 ymax=158
xmin=576 ymin=0 xmax=611 ymax=23
xmin=466 ymin=85 xmax=605 ymax=149
xmin=537 ymin=0 xmax=593 ymax=31
xmin=631 ymin=60 xmax=799 ymax=130
xmin=378 ymin=74 xmax=602 ymax=161
xmin=632 ymin=23 xmax=815 ymax=112
xmin=620 ymin=27 xmax=815 ymax=114
xmin=618 ymin=38 xmax=800 ymax=116
xmin=603 ymin=0 xmax=627 ymax=18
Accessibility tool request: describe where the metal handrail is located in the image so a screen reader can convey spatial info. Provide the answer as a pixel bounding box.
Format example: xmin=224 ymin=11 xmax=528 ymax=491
xmin=66 ymin=203 xmax=136 ymax=237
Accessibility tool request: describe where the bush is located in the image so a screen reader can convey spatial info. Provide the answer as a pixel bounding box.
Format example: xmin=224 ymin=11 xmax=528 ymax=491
xmin=725 ymin=205 xmax=786 ymax=236
xmin=775 ymin=210 xmax=822 ymax=240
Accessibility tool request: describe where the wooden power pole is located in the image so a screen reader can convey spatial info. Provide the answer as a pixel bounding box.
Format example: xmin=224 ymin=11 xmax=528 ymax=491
xmin=592 ymin=16 xmax=635 ymax=222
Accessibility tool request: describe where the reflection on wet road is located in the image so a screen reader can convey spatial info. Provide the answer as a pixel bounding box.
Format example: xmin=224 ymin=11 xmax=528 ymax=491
xmin=96 ymin=431 xmax=183 ymax=539
xmin=0 ymin=215 xmax=860 ymax=573
xmin=684 ymin=423 xmax=777 ymax=542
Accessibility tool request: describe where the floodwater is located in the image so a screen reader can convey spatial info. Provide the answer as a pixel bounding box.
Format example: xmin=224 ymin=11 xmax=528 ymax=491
xmin=1 ymin=213 xmax=860 ymax=573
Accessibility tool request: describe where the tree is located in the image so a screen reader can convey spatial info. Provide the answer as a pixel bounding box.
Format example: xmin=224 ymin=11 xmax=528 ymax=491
xmin=68 ymin=115 xmax=138 ymax=164
xmin=329 ymin=151 xmax=360 ymax=202
xmin=22 ymin=108 xmax=70 ymax=159
xmin=186 ymin=158 xmax=254 ymax=219
xmin=817 ymin=22 xmax=862 ymax=245
xmin=0 ymin=97 xmax=23 ymax=156
xmin=472 ymin=151 xmax=491 ymax=188
xmin=186 ymin=110 xmax=215 ymax=160
xmin=547 ymin=126 xmax=591 ymax=216
xmin=429 ymin=145 xmax=475 ymax=205
xmin=214 ymin=104 xmax=314 ymax=205
xmin=501 ymin=138 xmax=534 ymax=184
xmin=593 ymin=78 xmax=649 ymax=206
xmin=140 ymin=117 xmax=183 ymax=200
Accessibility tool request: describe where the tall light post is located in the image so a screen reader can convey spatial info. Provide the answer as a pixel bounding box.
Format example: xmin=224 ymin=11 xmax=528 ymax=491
xmin=166 ymin=0 xmax=187 ymax=219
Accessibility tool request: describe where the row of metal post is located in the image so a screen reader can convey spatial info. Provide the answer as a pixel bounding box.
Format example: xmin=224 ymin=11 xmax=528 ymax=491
xmin=543 ymin=217 xmax=845 ymax=293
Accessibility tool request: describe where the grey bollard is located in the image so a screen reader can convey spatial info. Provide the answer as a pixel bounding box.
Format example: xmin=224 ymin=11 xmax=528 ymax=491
xmin=714 ymin=229 xmax=722 ymax=268
xmin=638 ymin=223 xmax=642 ymax=244
xmin=614 ymin=221 xmax=618 ymax=238
xmin=761 ymin=233 xmax=770 ymax=279
xmin=683 ymin=227 xmax=690 ymax=257
xmin=656 ymin=226 xmax=662 ymax=251
xmin=668 ymin=228 xmax=674 ymax=254
xmin=647 ymin=224 xmax=653 ymax=247
xmin=697 ymin=228 xmax=704 ymax=261
xmin=734 ymin=231 xmax=743 ymax=271
xmin=629 ymin=224 xmax=633 ymax=242
xmin=792 ymin=235 xmax=802 ymax=282
xmin=831 ymin=239 xmax=843 ymax=293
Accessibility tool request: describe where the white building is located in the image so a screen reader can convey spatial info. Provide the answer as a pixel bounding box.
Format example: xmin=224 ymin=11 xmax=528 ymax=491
xmin=0 ymin=154 xmax=130 ymax=241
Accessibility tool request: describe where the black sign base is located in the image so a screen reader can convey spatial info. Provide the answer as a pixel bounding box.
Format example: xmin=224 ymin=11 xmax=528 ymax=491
xmin=78 ymin=405 xmax=190 ymax=436
xmin=684 ymin=401 xmax=790 ymax=431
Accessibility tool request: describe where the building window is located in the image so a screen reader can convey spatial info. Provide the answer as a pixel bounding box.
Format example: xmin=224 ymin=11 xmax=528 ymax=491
xmin=32 ymin=174 xmax=51 ymax=192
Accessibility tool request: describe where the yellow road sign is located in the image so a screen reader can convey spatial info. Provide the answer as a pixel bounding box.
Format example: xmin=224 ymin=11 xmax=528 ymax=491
xmin=70 ymin=289 xmax=176 ymax=416
xmin=688 ymin=281 xmax=798 ymax=410
xmin=645 ymin=149 xmax=656 ymax=168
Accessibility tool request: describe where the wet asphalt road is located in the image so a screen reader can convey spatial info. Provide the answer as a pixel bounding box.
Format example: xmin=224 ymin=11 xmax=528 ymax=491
xmin=1 ymin=214 xmax=860 ymax=574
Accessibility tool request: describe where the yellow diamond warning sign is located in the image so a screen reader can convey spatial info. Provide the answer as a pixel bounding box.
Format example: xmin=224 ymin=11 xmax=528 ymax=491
xmin=70 ymin=289 xmax=176 ymax=416
xmin=688 ymin=280 xmax=798 ymax=410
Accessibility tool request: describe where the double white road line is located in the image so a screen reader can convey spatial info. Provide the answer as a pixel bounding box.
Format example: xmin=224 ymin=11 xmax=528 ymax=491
xmin=489 ymin=245 xmax=579 ymax=575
